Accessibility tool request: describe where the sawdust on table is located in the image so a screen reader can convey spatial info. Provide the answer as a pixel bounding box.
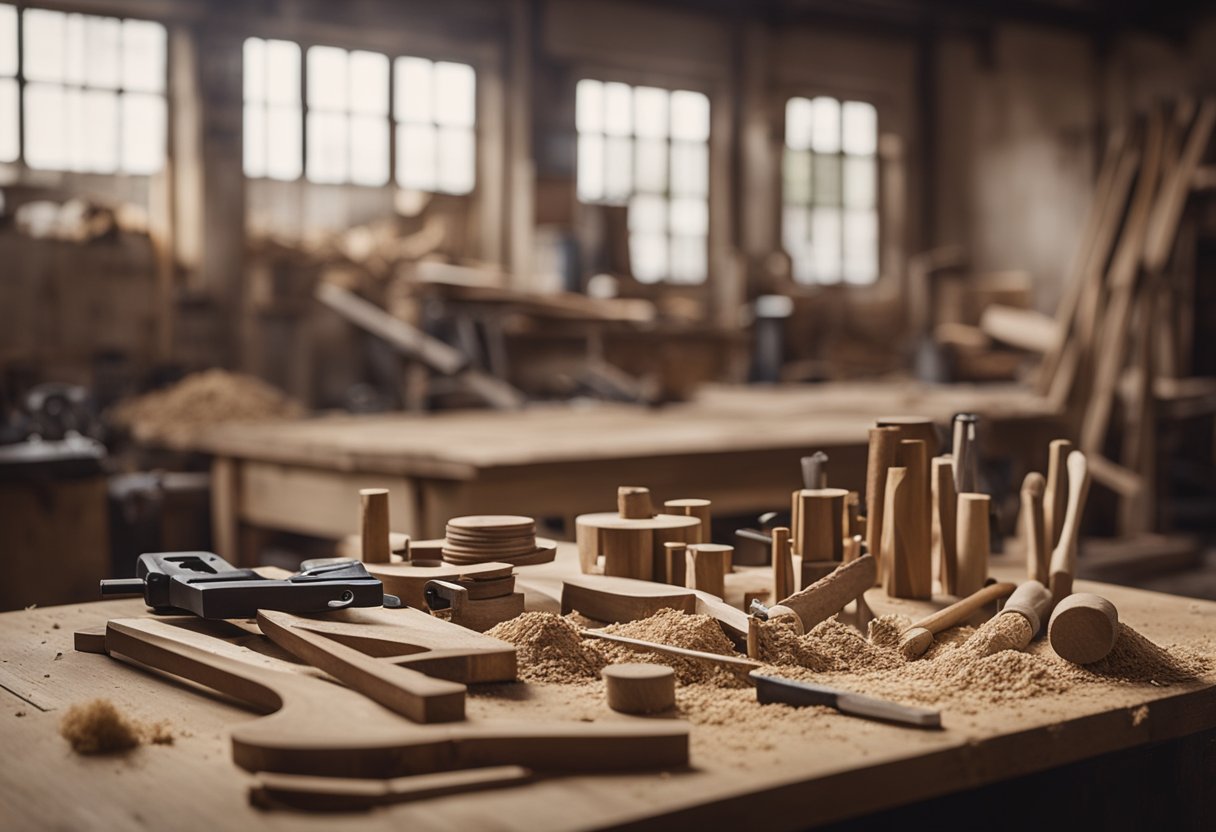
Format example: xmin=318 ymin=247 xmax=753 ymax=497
xmin=59 ymin=699 xmax=176 ymax=754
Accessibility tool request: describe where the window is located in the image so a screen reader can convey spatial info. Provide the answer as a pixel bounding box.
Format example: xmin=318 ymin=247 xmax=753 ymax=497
xmin=576 ymin=79 xmax=710 ymax=284
xmin=10 ymin=6 xmax=166 ymax=174
xmin=241 ymin=39 xmax=476 ymax=194
xmin=783 ymin=96 xmax=878 ymax=285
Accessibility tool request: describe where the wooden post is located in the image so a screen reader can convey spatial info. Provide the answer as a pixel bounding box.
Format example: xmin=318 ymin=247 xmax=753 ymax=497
xmin=955 ymin=493 xmax=990 ymax=596
xmin=931 ymin=456 xmax=958 ymax=594
xmin=876 ymin=416 xmax=938 ymax=454
xmin=663 ymin=541 xmax=688 ymax=587
xmin=771 ymin=527 xmax=794 ymax=603
xmin=865 ymin=427 xmax=901 ymax=584
xmin=360 ymin=489 xmax=392 ymax=564
xmin=1044 ymin=439 xmax=1073 ymax=550
xmin=796 ymin=488 xmax=847 ymax=589
xmin=895 ymin=439 xmax=931 ymax=599
xmin=685 ymin=544 xmax=731 ymax=599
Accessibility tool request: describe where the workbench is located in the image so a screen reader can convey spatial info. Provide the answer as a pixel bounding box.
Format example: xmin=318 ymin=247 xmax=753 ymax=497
xmin=1 ymin=547 xmax=1212 ymax=831
xmin=192 ymin=382 xmax=1059 ymax=565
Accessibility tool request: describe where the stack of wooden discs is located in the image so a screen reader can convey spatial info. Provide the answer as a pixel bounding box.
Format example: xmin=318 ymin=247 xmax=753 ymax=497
xmin=442 ymin=515 xmax=557 ymax=566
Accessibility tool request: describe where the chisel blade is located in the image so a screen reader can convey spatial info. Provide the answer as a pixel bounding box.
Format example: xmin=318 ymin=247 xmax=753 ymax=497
xmin=750 ymin=672 xmax=942 ymax=729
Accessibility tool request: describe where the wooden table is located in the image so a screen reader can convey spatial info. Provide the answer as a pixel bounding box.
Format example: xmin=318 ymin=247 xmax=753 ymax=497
xmin=193 ymin=383 xmax=1060 ymax=566
xmin=1 ymin=547 xmax=1212 ymax=830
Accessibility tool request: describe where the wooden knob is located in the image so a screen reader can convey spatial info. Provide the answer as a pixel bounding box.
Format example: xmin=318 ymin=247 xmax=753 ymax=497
xmin=360 ymin=488 xmax=391 ymax=564
xmin=1048 ymin=593 xmax=1118 ymax=665
xmin=602 ymin=663 xmax=675 ymax=714
xmin=617 ymin=487 xmax=654 ymax=519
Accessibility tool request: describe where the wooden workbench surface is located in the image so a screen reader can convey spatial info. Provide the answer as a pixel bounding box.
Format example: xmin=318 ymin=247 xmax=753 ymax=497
xmin=191 ymin=382 xmax=1059 ymax=479
xmin=1 ymin=546 xmax=1212 ymax=831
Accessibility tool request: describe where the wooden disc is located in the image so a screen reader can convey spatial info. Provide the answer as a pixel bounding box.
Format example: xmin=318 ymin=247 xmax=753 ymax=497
xmin=447 ymin=515 xmax=535 ymax=532
xmin=575 ymin=512 xmax=701 ymax=532
xmin=602 ymin=663 xmax=676 ymax=714
xmin=1048 ymin=593 xmax=1119 ymax=665
xmin=443 ymin=533 xmax=537 ymax=549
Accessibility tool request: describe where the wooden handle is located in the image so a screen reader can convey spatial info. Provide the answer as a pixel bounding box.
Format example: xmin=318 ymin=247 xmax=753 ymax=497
xmin=1048 ymin=451 xmax=1091 ymax=606
xmin=1043 ymin=438 xmax=1073 ymax=549
xmin=898 ymin=581 xmax=1016 ymax=659
xmin=360 ymin=488 xmax=392 ymax=564
xmin=580 ymin=629 xmax=761 ymax=674
xmin=768 ymin=554 xmax=876 ymax=634
xmin=617 ymin=486 xmax=654 ymax=519
xmin=1048 ymin=592 xmax=1118 ymax=664
xmin=801 ymin=451 xmax=829 ymax=489
xmin=770 ymin=526 xmax=795 ymax=603
xmin=1020 ymin=473 xmax=1047 ymax=584
xmin=1000 ymin=579 xmax=1052 ymax=637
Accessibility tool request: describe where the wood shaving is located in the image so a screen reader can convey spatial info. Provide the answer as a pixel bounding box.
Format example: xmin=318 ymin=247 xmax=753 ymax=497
xmin=59 ymin=699 xmax=176 ymax=754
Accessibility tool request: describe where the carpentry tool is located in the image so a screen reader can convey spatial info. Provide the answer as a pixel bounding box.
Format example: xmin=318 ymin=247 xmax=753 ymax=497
xmin=931 ymin=456 xmax=958 ymax=593
xmin=576 ymin=487 xmax=701 ymax=579
xmin=762 ymin=554 xmax=876 ymax=634
xmin=1048 ymin=592 xmax=1119 ymax=665
xmin=865 ymin=426 xmax=901 ymax=584
xmin=257 ymin=609 xmax=467 ymax=723
xmin=581 ymin=629 xmax=761 ymax=675
xmin=104 ymin=617 xmax=689 ymax=776
xmin=951 ymin=413 xmax=979 ymax=493
xmin=602 ymin=664 xmax=676 ymax=714
xmin=1044 ymin=439 xmax=1073 ymax=549
xmin=1021 ymin=472 xmax=1048 ymax=583
xmin=997 ymin=580 xmax=1053 ymax=642
xmin=100 ymin=552 xmax=399 ymax=619
xmin=751 ymin=673 xmax=941 ymax=729
xmin=252 ymin=766 xmax=533 ymax=812
xmin=898 ymin=581 xmax=1018 ymax=659
xmin=955 ymin=493 xmax=991 ymax=596
xmin=801 ymin=451 xmax=829 ymax=489
xmin=1048 ymin=450 xmax=1092 ymax=606
xmin=424 ymin=580 xmax=525 ymax=632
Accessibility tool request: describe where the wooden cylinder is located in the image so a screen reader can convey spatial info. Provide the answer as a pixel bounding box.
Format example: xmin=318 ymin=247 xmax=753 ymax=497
xmin=617 ymin=487 xmax=654 ymax=519
xmin=1048 ymin=593 xmax=1119 ymax=665
xmin=955 ymin=492 xmax=990 ymax=596
xmin=797 ymin=488 xmax=847 ymax=562
xmin=876 ymin=416 xmax=938 ymax=454
xmin=800 ymin=451 xmax=829 ymax=489
xmin=663 ymin=541 xmax=688 ymax=587
xmin=771 ymin=527 xmax=795 ymax=603
xmin=685 ymin=544 xmax=731 ymax=598
xmin=602 ymin=664 xmax=676 ymax=714
xmin=865 ymin=427 xmax=901 ymax=584
xmin=601 ymin=527 xmax=653 ymax=580
xmin=895 ymin=440 xmax=931 ymax=599
xmin=881 ymin=468 xmax=919 ymax=599
xmin=1044 ymin=439 xmax=1073 ymax=550
xmin=360 ymin=488 xmax=391 ymax=564
xmin=664 ymin=498 xmax=711 ymax=543
xmin=844 ymin=491 xmax=861 ymax=538
xmin=1021 ymin=472 xmax=1048 ymax=584
xmin=931 ymin=456 xmax=958 ymax=594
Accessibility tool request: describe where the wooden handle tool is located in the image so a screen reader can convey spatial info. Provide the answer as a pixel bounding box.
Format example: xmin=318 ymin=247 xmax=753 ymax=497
xmin=1021 ymin=472 xmax=1048 ymax=584
xmin=998 ymin=580 xmax=1053 ymax=643
xmin=1048 ymin=451 xmax=1091 ymax=607
xmin=252 ymin=766 xmax=533 ymax=811
xmin=767 ymin=554 xmax=877 ymax=634
xmin=751 ymin=672 xmax=941 ymax=729
xmin=580 ymin=629 xmax=761 ymax=675
xmin=899 ymin=581 xmax=1017 ymax=659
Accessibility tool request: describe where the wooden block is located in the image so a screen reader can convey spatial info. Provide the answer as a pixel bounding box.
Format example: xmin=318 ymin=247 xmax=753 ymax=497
xmin=931 ymin=456 xmax=958 ymax=594
xmin=664 ymin=498 xmax=711 ymax=543
xmin=663 ymin=541 xmax=688 ymax=586
xmin=1048 ymin=593 xmax=1119 ymax=665
xmin=796 ymin=488 xmax=847 ymax=563
xmin=895 ymin=440 xmax=931 ymax=599
xmin=771 ymin=526 xmax=795 ymax=602
xmin=365 ymin=561 xmax=515 ymax=609
xmin=360 ymin=489 xmax=392 ymax=564
xmin=685 ymin=544 xmax=731 ymax=599
xmin=1021 ymin=472 xmax=1048 ymax=584
xmin=617 ymin=486 xmax=654 ymax=519
xmin=561 ymin=575 xmax=696 ymax=623
xmin=73 ymin=626 xmax=108 ymax=655
xmin=865 ymin=427 xmax=901 ymax=585
xmin=575 ymin=512 xmax=700 ymax=579
xmin=602 ymin=664 xmax=676 ymax=714
xmin=1044 ymin=439 xmax=1073 ymax=550
xmin=955 ymin=493 xmax=990 ymax=596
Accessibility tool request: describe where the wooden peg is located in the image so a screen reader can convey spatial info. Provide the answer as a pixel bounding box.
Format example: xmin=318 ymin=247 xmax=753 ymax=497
xmin=1021 ymin=472 xmax=1048 ymax=584
xmin=931 ymin=456 xmax=958 ymax=594
xmin=746 ymin=616 xmax=761 ymax=660
xmin=800 ymin=451 xmax=829 ymax=489
xmin=663 ymin=541 xmax=688 ymax=586
xmin=865 ymin=427 xmax=901 ymax=584
xmin=1048 ymin=592 xmax=1118 ymax=665
xmin=955 ymin=493 xmax=990 ymax=596
xmin=1044 ymin=439 xmax=1074 ymax=549
xmin=895 ymin=440 xmax=931 ymax=598
xmin=360 ymin=488 xmax=392 ymax=564
xmin=796 ymin=488 xmax=847 ymax=566
xmin=685 ymin=544 xmax=731 ymax=599
xmin=617 ymin=486 xmax=655 ymax=519
xmin=602 ymin=664 xmax=676 ymax=714
xmin=771 ymin=526 xmax=795 ymax=602
xmin=663 ymin=498 xmax=711 ymax=543
xmin=1048 ymin=450 xmax=1092 ymax=607
xmin=951 ymin=414 xmax=979 ymax=493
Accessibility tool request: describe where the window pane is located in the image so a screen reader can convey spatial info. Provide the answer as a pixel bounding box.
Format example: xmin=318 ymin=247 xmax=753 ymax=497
xmin=244 ymin=38 xmax=265 ymax=102
xmin=121 ymin=92 xmax=164 ymax=173
xmin=348 ymin=50 xmax=388 ymax=116
xmin=844 ymin=209 xmax=878 ymax=285
xmin=603 ymin=81 xmax=631 ymax=136
xmin=628 ymin=193 xmax=666 ymax=233
xmin=782 ymin=204 xmax=807 ymax=251
xmin=634 ymin=86 xmax=667 ymax=139
xmin=265 ymin=39 xmax=299 ymax=105
xmin=307 ymin=46 xmax=347 ymax=111
xmin=670 ymin=90 xmax=708 ymax=141
xmin=24 ymin=9 xmax=66 ymax=83
xmin=82 ymin=89 xmax=118 ymax=172
xmin=783 ymin=149 xmax=811 ymax=205
xmin=265 ymin=104 xmax=301 ymax=180
xmin=631 ymin=232 xmax=666 ymax=283
xmin=785 ymin=96 xmax=812 ymax=151
xmin=813 ymin=153 xmax=841 ymax=206
xmin=810 ymin=96 xmax=840 ymax=154
xmin=0 ymin=78 xmax=16 ymax=161
xmin=670 ymin=141 xmax=707 ymax=196
xmin=85 ymin=16 xmax=121 ymax=89
xmin=436 ymin=125 xmax=474 ymax=194
xmin=396 ymin=122 xmax=435 ymax=190
xmin=307 ymin=111 xmax=347 ymax=183
xmin=434 ymin=61 xmax=475 ymax=127
xmin=24 ymin=83 xmax=66 ymax=168
xmin=844 ymin=155 xmax=876 ymax=210
xmin=349 ymin=114 xmax=388 ymax=186
xmin=575 ymin=78 xmax=602 ymax=134
xmin=670 ymin=235 xmax=706 ymax=283
xmin=811 ymin=206 xmax=842 ymax=283
xmin=670 ymin=197 xmax=707 ymax=236
xmin=577 ymin=133 xmax=603 ymax=201
xmin=122 ymin=19 xmax=165 ymax=93
xmin=603 ymin=136 xmax=632 ymax=201
xmin=243 ymin=104 xmax=266 ymax=177
xmin=62 ymin=87 xmax=84 ymax=170
xmin=63 ymin=14 xmax=85 ymax=85
xmin=0 ymin=5 xmax=16 ymax=76
xmin=635 ymin=138 xmax=667 ymax=193
xmin=395 ymin=56 xmax=432 ymax=123
xmin=842 ymin=100 xmax=877 ymax=156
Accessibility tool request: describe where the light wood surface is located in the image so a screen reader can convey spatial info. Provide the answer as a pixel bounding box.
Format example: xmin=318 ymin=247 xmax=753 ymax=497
xmin=253 ymin=766 xmax=533 ymax=811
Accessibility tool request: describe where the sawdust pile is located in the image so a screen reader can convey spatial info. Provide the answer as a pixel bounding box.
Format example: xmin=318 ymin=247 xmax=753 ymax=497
xmin=59 ymin=699 xmax=175 ymax=754
xmin=487 ymin=612 xmax=605 ymax=684
xmin=111 ymin=369 xmax=303 ymax=444
xmin=596 ymin=609 xmax=747 ymax=686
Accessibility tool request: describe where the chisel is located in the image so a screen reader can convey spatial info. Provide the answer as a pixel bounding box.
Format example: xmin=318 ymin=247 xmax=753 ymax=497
xmin=751 ymin=672 xmax=942 ymax=729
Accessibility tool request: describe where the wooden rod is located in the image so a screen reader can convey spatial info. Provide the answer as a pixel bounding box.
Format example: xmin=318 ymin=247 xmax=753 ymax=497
xmin=955 ymin=492 xmax=990 ymax=597
xmin=865 ymin=426 xmax=901 ymax=584
xmin=1044 ymin=439 xmax=1073 ymax=550
xmin=360 ymin=488 xmax=392 ymax=564
xmin=1021 ymin=472 xmax=1048 ymax=584
xmin=931 ymin=456 xmax=958 ymax=594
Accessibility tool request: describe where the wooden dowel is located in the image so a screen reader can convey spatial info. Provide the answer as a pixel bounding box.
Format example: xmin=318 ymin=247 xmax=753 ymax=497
xmin=865 ymin=426 xmax=901 ymax=584
xmin=771 ymin=527 xmax=795 ymax=603
xmin=360 ymin=488 xmax=392 ymax=564
xmin=580 ymin=629 xmax=760 ymax=674
xmin=1020 ymin=472 xmax=1048 ymax=584
xmin=895 ymin=440 xmax=931 ymax=599
xmin=1048 ymin=592 xmax=1118 ymax=665
xmin=663 ymin=541 xmax=687 ymax=587
xmin=955 ymin=492 xmax=990 ymax=596
xmin=767 ymin=554 xmax=877 ymax=634
xmin=880 ymin=467 xmax=913 ymax=598
xmin=663 ymin=498 xmax=711 ymax=544
xmin=685 ymin=544 xmax=731 ymax=599
xmin=1044 ymin=439 xmax=1073 ymax=550
xmin=931 ymin=456 xmax=958 ymax=594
